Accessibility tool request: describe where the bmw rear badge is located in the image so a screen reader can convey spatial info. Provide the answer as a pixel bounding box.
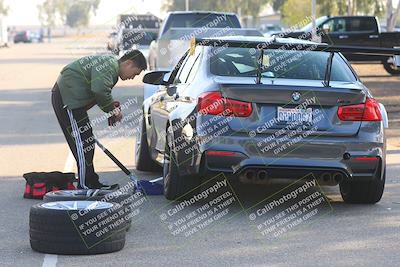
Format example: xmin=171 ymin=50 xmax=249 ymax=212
xmin=292 ymin=92 xmax=301 ymax=102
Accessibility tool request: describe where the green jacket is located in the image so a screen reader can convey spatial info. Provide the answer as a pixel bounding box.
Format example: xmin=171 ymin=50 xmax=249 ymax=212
xmin=57 ymin=54 xmax=119 ymax=113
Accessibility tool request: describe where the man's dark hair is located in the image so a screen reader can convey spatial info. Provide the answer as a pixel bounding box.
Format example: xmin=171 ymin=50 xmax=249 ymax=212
xmin=119 ymin=49 xmax=147 ymax=70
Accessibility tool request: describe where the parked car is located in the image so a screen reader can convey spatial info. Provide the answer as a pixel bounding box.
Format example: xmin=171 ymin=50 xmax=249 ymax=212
xmin=137 ymin=36 xmax=399 ymax=204
xmin=107 ymin=13 xmax=161 ymax=57
xmin=147 ymin=11 xmax=243 ymax=71
xmin=119 ymin=29 xmax=157 ymax=57
xmin=13 ymin=30 xmax=40 ymax=43
xmin=144 ymin=11 xmax=263 ymax=100
xmin=273 ymin=16 xmax=400 ymax=75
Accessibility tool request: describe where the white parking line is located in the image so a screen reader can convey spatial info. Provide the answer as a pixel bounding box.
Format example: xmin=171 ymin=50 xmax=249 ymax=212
xmin=63 ymin=151 xmax=75 ymax=173
xmin=41 ymin=151 xmax=74 ymax=267
xmin=42 ymin=254 xmax=58 ymax=267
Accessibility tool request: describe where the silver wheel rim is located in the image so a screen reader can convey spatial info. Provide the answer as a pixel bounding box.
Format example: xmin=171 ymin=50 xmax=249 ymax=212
xmin=50 ymin=190 xmax=106 ymax=197
xmin=163 ymin=130 xmax=173 ymax=192
xmin=387 ymin=57 xmax=398 ymax=70
xmin=163 ymin=153 xmax=170 ymax=192
xmin=41 ymin=201 xmax=113 ymax=210
xmin=51 ymin=190 xmax=87 ymax=196
xmin=136 ymin=121 xmax=143 ymax=159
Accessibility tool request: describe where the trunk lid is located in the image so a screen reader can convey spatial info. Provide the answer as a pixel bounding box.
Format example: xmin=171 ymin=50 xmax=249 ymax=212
xmin=218 ymin=79 xmax=366 ymax=137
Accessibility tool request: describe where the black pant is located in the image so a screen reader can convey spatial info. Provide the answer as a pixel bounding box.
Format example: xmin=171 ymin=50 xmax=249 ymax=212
xmin=51 ymin=83 xmax=98 ymax=189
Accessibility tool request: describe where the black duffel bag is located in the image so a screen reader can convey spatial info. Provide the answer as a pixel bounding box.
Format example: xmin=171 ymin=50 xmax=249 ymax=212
xmin=23 ymin=172 xmax=77 ymax=199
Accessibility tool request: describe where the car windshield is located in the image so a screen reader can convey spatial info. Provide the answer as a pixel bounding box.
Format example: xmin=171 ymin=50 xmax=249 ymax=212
xmin=301 ymin=16 xmax=328 ymax=31
xmin=210 ymin=47 xmax=357 ymax=82
xmin=163 ymin=13 xmax=240 ymax=34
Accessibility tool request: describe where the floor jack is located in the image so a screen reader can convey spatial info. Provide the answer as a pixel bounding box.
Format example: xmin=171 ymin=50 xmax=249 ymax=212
xmin=95 ymin=139 xmax=164 ymax=195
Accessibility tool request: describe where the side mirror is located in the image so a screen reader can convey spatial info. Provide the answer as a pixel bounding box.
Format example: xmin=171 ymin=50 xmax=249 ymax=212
xmin=167 ymin=86 xmax=176 ymax=96
xmin=143 ymin=71 xmax=169 ymax=85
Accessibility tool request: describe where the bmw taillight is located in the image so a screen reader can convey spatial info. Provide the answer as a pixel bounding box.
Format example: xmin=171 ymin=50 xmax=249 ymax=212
xmin=337 ymin=98 xmax=382 ymax=121
xmin=197 ymin=92 xmax=253 ymax=117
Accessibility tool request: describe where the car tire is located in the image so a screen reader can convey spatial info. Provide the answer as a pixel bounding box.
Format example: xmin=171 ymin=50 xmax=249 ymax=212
xmin=163 ymin=130 xmax=200 ymax=200
xmin=135 ymin=118 xmax=161 ymax=172
xmin=339 ymin=168 xmax=386 ymax=204
xmin=43 ymin=190 xmax=135 ymax=231
xmin=30 ymin=201 xmax=126 ymax=255
xmin=383 ymin=59 xmax=400 ymax=75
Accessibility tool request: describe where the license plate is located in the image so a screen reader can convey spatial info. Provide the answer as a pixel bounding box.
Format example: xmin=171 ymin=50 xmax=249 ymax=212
xmin=277 ymin=107 xmax=313 ymax=124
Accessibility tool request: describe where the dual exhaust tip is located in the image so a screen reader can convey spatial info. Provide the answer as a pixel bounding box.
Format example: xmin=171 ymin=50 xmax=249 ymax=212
xmin=320 ymin=172 xmax=344 ymax=184
xmin=244 ymin=169 xmax=268 ymax=180
xmin=243 ymin=170 xmax=345 ymax=183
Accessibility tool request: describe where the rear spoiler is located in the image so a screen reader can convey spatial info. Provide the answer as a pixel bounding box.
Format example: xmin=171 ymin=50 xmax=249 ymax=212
xmin=195 ymin=38 xmax=400 ymax=86
xmin=195 ymin=38 xmax=400 ymax=56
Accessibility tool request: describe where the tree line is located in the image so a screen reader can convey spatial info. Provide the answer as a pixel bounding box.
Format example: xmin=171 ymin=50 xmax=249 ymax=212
xmin=37 ymin=0 xmax=100 ymax=28
xmin=0 ymin=0 xmax=398 ymax=31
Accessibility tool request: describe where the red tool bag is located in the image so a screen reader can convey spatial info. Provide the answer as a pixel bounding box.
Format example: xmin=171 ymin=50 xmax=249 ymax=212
xmin=23 ymin=172 xmax=77 ymax=199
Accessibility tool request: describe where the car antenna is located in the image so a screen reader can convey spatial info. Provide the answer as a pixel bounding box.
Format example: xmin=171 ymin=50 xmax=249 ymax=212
xmin=256 ymin=48 xmax=264 ymax=84
xmin=323 ymin=52 xmax=334 ymax=87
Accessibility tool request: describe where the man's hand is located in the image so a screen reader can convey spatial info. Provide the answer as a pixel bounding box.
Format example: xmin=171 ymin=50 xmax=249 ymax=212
xmin=114 ymin=108 xmax=123 ymax=122
xmin=108 ymin=101 xmax=122 ymax=126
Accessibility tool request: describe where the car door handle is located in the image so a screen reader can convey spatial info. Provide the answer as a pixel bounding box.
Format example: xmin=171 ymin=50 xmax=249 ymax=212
xmin=369 ymin=35 xmax=379 ymax=39
xmin=338 ymin=35 xmax=348 ymax=39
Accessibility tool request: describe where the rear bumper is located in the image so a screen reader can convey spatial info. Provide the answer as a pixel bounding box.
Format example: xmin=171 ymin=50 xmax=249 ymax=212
xmin=204 ymin=153 xmax=382 ymax=182
xmin=177 ymin=133 xmax=385 ymax=182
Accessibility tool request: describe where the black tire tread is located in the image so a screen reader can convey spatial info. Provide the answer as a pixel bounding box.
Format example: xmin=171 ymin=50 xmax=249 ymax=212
xmin=163 ymin=132 xmax=200 ymax=201
xmin=136 ymin=118 xmax=161 ymax=172
xmin=29 ymin=202 xmax=127 ymax=255
xmin=30 ymin=238 xmax=125 ymax=255
xmin=383 ymin=61 xmax=400 ymax=75
xmin=340 ymin=170 xmax=385 ymax=204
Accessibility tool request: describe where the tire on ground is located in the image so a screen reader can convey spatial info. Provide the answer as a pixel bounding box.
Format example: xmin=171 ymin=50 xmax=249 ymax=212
xmin=30 ymin=201 xmax=128 ymax=255
xmin=339 ymin=169 xmax=385 ymax=204
xmin=163 ymin=131 xmax=200 ymax=201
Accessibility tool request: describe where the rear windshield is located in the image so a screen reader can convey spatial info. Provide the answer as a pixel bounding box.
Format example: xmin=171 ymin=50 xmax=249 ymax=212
xmin=210 ymin=47 xmax=357 ymax=82
xmin=122 ymin=30 xmax=157 ymax=49
xmin=162 ymin=13 xmax=241 ymax=35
